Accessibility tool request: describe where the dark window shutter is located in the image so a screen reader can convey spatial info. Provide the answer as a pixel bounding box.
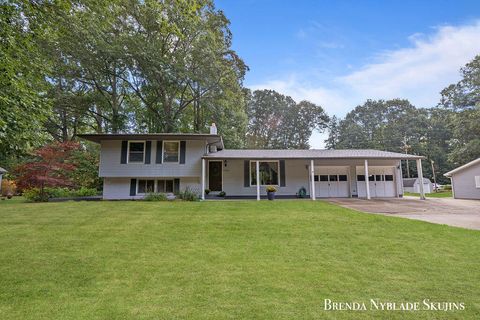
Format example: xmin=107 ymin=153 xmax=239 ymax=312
xmin=156 ymin=141 xmax=163 ymax=164
xmin=174 ymin=178 xmax=180 ymax=194
xmin=145 ymin=141 xmax=151 ymax=164
xmin=130 ymin=179 xmax=137 ymax=196
xmin=121 ymin=141 xmax=128 ymax=164
xmin=244 ymin=160 xmax=250 ymax=187
xmin=280 ymin=160 xmax=286 ymax=187
xmin=179 ymin=141 xmax=186 ymax=164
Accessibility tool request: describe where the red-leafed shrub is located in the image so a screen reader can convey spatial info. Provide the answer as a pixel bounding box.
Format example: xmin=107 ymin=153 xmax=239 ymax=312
xmin=15 ymin=142 xmax=80 ymax=201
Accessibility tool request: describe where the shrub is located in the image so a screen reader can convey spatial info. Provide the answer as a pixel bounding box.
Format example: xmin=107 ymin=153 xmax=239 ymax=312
xmin=144 ymin=193 xmax=168 ymax=201
xmin=23 ymin=188 xmax=49 ymax=202
xmin=1 ymin=180 xmax=16 ymax=197
xmin=218 ymin=191 xmax=226 ymax=197
xmin=266 ymin=185 xmax=277 ymax=192
xmin=205 ymin=189 xmax=210 ymax=195
xmin=23 ymin=187 xmax=98 ymax=202
xmin=179 ymin=187 xmax=200 ymax=201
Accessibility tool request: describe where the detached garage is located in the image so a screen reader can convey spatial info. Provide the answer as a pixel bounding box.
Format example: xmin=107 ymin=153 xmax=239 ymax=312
xmin=444 ymin=158 xmax=480 ymax=200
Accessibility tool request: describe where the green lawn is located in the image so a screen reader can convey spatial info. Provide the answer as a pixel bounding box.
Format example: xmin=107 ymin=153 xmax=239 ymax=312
xmin=0 ymin=199 xmax=478 ymax=319
xmin=404 ymin=191 xmax=453 ymax=198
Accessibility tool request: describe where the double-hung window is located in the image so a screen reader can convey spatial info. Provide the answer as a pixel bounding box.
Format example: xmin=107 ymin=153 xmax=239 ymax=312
xmin=250 ymin=161 xmax=279 ymax=186
xmin=157 ymin=180 xmax=174 ymax=193
xmin=163 ymin=141 xmax=179 ymax=163
xmin=128 ymin=141 xmax=145 ymax=163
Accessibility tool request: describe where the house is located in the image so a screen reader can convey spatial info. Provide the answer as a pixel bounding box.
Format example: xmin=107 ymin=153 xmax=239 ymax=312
xmin=444 ymin=158 xmax=480 ymax=200
xmin=0 ymin=167 xmax=6 ymax=194
xmin=403 ymin=178 xmax=433 ymax=194
xmin=78 ymin=125 xmax=427 ymax=200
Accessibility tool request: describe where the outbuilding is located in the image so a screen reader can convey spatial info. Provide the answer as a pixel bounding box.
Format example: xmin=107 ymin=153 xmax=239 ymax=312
xmin=444 ymin=158 xmax=480 ymax=200
xmin=403 ymin=178 xmax=433 ymax=194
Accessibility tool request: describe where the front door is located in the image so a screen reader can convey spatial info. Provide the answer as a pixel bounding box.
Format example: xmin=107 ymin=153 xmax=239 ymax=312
xmin=208 ymin=161 xmax=223 ymax=191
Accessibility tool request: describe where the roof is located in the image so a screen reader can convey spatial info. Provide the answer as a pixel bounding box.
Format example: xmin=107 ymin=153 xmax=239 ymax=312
xmin=0 ymin=167 xmax=6 ymax=174
xmin=203 ymin=149 xmax=425 ymax=160
xmin=444 ymin=157 xmax=480 ymax=177
xmin=403 ymin=178 xmax=431 ymax=187
xmin=77 ymin=133 xmax=224 ymax=149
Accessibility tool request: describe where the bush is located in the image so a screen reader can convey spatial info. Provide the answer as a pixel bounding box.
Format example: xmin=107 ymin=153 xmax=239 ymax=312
xmin=144 ymin=193 xmax=168 ymax=201
xmin=218 ymin=191 xmax=226 ymax=197
xmin=179 ymin=187 xmax=200 ymax=201
xmin=23 ymin=188 xmax=49 ymax=202
xmin=1 ymin=180 xmax=16 ymax=196
xmin=23 ymin=187 xmax=98 ymax=202
xmin=205 ymin=189 xmax=210 ymax=195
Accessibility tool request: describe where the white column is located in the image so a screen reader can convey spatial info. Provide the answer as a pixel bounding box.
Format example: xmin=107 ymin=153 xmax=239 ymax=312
xmin=256 ymin=161 xmax=260 ymax=201
xmin=416 ymin=158 xmax=425 ymax=200
xmin=310 ymin=160 xmax=316 ymax=200
xmin=201 ymin=158 xmax=206 ymax=200
xmin=364 ymin=159 xmax=371 ymax=200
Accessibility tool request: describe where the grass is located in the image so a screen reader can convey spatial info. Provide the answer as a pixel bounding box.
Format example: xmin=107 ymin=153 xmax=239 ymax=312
xmin=404 ymin=190 xmax=453 ymax=198
xmin=0 ymin=198 xmax=478 ymax=319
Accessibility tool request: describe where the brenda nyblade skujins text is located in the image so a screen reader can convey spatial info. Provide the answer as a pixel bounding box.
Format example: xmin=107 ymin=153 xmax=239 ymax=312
xmin=324 ymin=299 xmax=465 ymax=312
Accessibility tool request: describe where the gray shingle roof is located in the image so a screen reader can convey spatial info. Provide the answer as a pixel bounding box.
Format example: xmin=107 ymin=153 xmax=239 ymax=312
xmin=203 ymin=149 xmax=424 ymax=160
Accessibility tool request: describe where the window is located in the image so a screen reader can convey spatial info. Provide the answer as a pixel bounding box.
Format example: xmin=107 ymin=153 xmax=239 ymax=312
xmin=138 ymin=180 xmax=154 ymax=194
xmin=319 ymin=175 xmax=328 ymax=182
xmin=157 ymin=179 xmax=174 ymax=193
xmin=375 ymin=175 xmax=383 ymax=181
xmin=385 ymin=175 xmax=394 ymax=181
xmin=339 ymin=175 xmax=348 ymax=181
xmin=250 ymin=161 xmax=279 ymax=186
xmin=475 ymin=176 xmax=480 ymax=188
xmin=357 ymin=175 xmax=365 ymax=181
xmin=128 ymin=141 xmax=145 ymax=163
xmin=329 ymin=175 xmax=338 ymax=181
xmin=163 ymin=141 xmax=179 ymax=163
xmin=314 ymin=175 xmax=319 ymax=182
xmin=368 ymin=175 xmax=375 ymax=181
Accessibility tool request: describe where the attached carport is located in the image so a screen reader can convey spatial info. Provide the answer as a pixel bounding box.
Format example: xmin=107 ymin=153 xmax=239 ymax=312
xmin=201 ymin=149 xmax=426 ymax=200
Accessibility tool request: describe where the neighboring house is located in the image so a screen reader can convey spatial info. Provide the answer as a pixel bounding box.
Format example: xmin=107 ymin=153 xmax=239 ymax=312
xmin=0 ymin=167 xmax=6 ymax=194
xmin=444 ymin=158 xmax=480 ymax=200
xmin=403 ymin=178 xmax=433 ymax=194
xmin=79 ymin=125 xmax=427 ymax=200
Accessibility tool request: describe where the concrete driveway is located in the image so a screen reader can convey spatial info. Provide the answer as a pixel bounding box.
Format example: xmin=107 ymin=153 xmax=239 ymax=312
xmin=327 ymin=197 xmax=480 ymax=230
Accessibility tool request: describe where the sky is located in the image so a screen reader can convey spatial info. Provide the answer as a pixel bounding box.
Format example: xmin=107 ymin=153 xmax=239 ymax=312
xmin=216 ymin=0 xmax=480 ymax=148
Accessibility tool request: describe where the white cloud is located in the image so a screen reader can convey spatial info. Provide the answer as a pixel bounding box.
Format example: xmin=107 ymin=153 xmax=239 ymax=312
xmin=249 ymin=21 xmax=480 ymax=148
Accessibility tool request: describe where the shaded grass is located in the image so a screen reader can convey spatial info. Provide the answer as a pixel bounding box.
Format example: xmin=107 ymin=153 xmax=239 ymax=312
xmin=0 ymin=199 xmax=478 ymax=319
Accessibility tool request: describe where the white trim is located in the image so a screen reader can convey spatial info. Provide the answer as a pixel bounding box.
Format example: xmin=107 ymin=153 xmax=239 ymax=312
xmin=310 ymin=160 xmax=316 ymax=200
xmin=249 ymin=160 xmax=280 ymax=187
xmin=162 ymin=140 xmax=180 ymax=164
xmin=207 ymin=160 xmax=223 ymax=192
xmin=444 ymin=157 xmax=480 ymax=177
xmin=417 ymin=159 xmax=425 ymax=200
xmin=127 ymin=140 xmax=145 ymax=164
xmin=201 ymin=159 xmax=206 ymax=200
xmin=474 ymin=176 xmax=480 ymax=188
xmin=256 ymin=161 xmax=260 ymax=201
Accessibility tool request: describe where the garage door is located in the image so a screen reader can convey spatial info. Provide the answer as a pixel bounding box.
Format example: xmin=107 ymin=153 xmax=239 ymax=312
xmin=357 ymin=167 xmax=396 ymax=198
xmin=314 ymin=167 xmax=350 ymax=198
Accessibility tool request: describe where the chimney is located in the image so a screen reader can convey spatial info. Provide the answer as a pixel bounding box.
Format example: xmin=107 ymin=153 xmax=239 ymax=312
xmin=210 ymin=123 xmax=217 ymax=135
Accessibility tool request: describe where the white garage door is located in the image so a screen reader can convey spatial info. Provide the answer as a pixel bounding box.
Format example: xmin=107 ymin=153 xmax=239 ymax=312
xmin=314 ymin=166 xmax=350 ymax=198
xmin=357 ymin=167 xmax=396 ymax=198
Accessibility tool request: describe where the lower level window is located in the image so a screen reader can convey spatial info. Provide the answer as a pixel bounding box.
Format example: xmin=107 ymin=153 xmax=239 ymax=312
xmin=138 ymin=180 xmax=154 ymax=194
xmin=157 ymin=179 xmax=174 ymax=193
xmin=250 ymin=161 xmax=279 ymax=186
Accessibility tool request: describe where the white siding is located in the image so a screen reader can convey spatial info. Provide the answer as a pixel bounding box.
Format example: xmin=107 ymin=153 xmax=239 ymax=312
xmin=99 ymin=140 xmax=206 ymax=177
xmin=451 ymin=163 xmax=480 ymax=200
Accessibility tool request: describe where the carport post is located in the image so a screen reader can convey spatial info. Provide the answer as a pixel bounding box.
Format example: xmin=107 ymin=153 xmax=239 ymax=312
xmin=416 ymin=159 xmax=426 ymax=200
xmin=201 ymin=158 xmax=206 ymax=200
xmin=364 ymin=159 xmax=371 ymax=200
xmin=256 ymin=161 xmax=260 ymax=201
xmin=310 ymin=159 xmax=316 ymax=200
